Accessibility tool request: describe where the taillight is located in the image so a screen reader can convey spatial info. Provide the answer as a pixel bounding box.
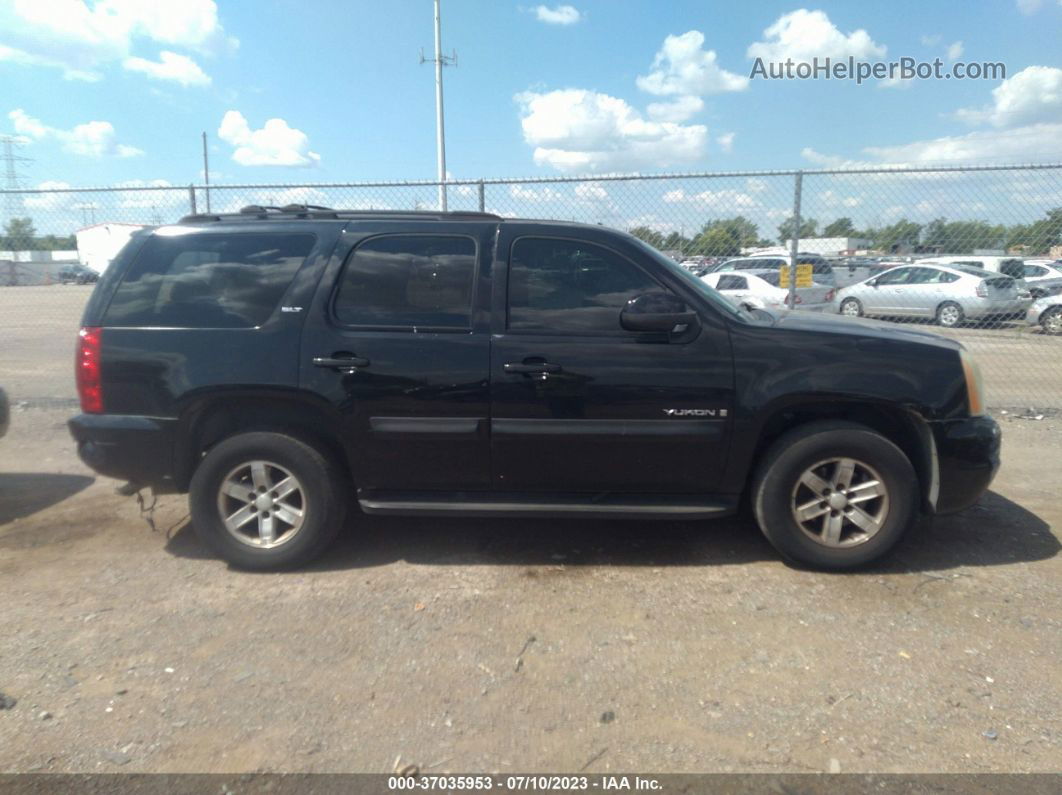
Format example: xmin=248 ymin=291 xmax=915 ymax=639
xmin=825 ymin=289 xmax=835 ymax=302
xmin=976 ymin=281 xmax=988 ymax=298
xmin=76 ymin=326 xmax=103 ymax=413
xmin=794 ymin=294 xmax=803 ymax=304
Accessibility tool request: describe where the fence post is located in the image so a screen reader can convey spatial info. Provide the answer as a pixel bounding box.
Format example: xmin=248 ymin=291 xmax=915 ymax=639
xmin=477 ymin=181 xmax=485 ymax=212
xmin=788 ymin=170 xmax=803 ymax=310
xmin=188 ymin=185 xmax=197 ymax=215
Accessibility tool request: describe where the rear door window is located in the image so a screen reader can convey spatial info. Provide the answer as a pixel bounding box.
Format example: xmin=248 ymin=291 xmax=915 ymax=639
xmin=716 ymin=275 xmax=749 ymax=291
xmin=333 ymin=235 xmax=477 ymax=329
xmin=104 ymin=232 xmax=315 ymax=328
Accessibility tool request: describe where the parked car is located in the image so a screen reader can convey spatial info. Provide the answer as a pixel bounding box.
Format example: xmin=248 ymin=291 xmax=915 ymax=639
xmin=58 ymin=263 xmax=100 ymax=285
xmin=1025 ymin=293 xmax=1062 ymax=335
xmin=69 ymin=206 xmax=999 ymax=572
xmin=836 ymin=263 xmax=1031 ymax=327
xmin=0 ymin=387 xmax=8 ymax=440
xmin=1017 ymin=261 xmax=1062 ymax=298
xmin=918 ymin=255 xmax=1027 ymax=283
xmin=701 ymin=270 xmax=835 ymax=312
xmin=710 ymin=254 xmax=837 ymax=287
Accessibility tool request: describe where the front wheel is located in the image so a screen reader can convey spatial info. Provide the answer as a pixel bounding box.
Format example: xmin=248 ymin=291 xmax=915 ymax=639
xmin=839 ymin=298 xmax=863 ymax=317
xmin=1040 ymin=306 xmax=1062 ymax=335
xmin=752 ymin=421 xmax=918 ymax=570
xmin=189 ymin=431 xmax=348 ymax=570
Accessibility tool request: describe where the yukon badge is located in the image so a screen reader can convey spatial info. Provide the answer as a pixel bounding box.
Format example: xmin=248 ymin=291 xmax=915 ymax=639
xmin=664 ymin=408 xmax=728 ymax=417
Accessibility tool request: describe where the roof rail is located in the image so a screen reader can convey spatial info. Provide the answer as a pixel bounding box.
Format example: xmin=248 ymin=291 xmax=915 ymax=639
xmin=178 ymin=208 xmax=504 ymax=223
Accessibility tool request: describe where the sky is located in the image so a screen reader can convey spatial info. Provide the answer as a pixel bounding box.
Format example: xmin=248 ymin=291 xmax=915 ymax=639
xmin=2 ymin=0 xmax=1062 ymax=235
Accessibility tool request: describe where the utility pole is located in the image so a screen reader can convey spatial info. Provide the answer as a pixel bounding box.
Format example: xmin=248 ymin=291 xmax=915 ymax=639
xmin=202 ymin=131 xmax=211 ymax=213
xmin=1 ymin=135 xmax=33 ymax=224
xmin=421 ymin=0 xmax=456 ymax=211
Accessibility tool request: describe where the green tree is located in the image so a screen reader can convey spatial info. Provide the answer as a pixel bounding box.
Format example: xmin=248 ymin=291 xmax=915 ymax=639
xmin=777 ymin=216 xmax=818 ymax=244
xmin=822 ymin=217 xmax=856 ymax=237
xmin=875 ymin=219 xmax=923 ymax=253
xmin=691 ymin=225 xmax=741 ymax=257
xmin=628 ymin=226 xmax=665 ymax=249
xmin=661 ymin=231 xmax=692 ymax=251
xmin=2 ymin=217 xmax=36 ymax=250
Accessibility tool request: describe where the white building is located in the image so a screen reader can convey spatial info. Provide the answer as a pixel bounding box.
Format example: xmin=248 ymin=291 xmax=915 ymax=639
xmin=782 ymin=237 xmax=874 ymax=256
xmin=76 ymin=223 xmax=147 ymax=274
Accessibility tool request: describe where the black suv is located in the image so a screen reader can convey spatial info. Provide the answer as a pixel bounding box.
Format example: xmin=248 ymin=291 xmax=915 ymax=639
xmin=69 ymin=207 xmax=1000 ymax=571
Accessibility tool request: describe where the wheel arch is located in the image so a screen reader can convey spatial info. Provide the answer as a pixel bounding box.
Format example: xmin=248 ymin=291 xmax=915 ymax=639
xmin=736 ymin=398 xmax=936 ymax=513
xmin=173 ymin=388 xmax=350 ymax=491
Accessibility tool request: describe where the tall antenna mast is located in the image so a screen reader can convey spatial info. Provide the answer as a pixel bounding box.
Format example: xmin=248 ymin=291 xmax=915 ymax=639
xmin=420 ymin=0 xmax=456 ymax=211
xmin=1 ymin=135 xmax=33 ymax=223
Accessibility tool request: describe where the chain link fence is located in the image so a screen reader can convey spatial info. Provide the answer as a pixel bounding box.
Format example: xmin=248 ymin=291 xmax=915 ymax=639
xmin=2 ymin=164 xmax=1062 ymax=409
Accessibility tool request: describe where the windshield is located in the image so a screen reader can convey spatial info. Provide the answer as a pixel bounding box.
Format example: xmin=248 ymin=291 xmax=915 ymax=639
xmin=629 ymin=238 xmax=746 ymax=320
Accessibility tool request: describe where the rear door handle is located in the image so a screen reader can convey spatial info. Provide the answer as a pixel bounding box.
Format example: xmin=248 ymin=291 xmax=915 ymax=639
xmin=503 ymin=361 xmax=561 ymax=374
xmin=313 ymin=355 xmax=370 ymax=372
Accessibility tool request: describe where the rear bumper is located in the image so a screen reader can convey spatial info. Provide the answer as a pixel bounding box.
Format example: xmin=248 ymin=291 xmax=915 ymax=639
xmin=929 ymin=415 xmax=1001 ymax=514
xmin=68 ymin=413 xmax=179 ymax=489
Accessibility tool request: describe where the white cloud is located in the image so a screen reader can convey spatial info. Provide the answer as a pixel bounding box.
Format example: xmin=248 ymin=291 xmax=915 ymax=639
xmin=574 ymin=182 xmax=608 ymax=200
xmin=717 ymin=132 xmax=735 ymax=153
xmin=0 ymin=0 xmax=236 ymax=82
xmin=112 ymin=179 xmax=189 ymax=208
xmin=509 ymin=185 xmax=563 ymax=202
xmin=920 ymin=34 xmax=942 ymax=46
xmin=646 ymin=96 xmax=704 ymax=123
xmin=8 ymin=108 xmax=142 ymax=157
xmin=218 ymin=111 xmax=320 ymax=167
xmin=123 ymin=51 xmax=210 ymax=86
xmin=637 ymin=31 xmax=748 ymax=97
xmin=515 ymin=89 xmax=708 ymax=172
xmin=864 ymin=123 xmax=1062 ymax=163
xmin=956 ymin=66 xmax=1062 ymax=127
xmin=24 ymin=181 xmax=73 ymax=211
xmin=1016 ymin=0 xmax=1044 ymax=14
xmin=747 ymin=9 xmax=886 ymax=62
xmin=662 ymin=188 xmax=758 ymax=211
xmin=946 ymin=41 xmax=964 ymax=61
xmin=533 ymin=5 xmax=581 ymax=25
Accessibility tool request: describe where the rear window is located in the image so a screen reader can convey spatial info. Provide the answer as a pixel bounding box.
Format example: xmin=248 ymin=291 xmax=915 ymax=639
xmin=104 ymin=232 xmax=314 ymax=328
xmin=333 ymin=235 xmax=476 ymax=329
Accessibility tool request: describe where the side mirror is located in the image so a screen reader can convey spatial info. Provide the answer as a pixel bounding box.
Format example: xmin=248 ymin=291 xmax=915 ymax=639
xmin=869 ymin=278 xmax=879 ymax=288
xmin=620 ymin=292 xmax=697 ymax=334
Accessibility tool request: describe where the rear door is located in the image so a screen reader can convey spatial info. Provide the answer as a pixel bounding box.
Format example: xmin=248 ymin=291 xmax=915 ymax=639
xmin=489 ymin=226 xmax=734 ymax=494
xmin=299 ymin=221 xmax=496 ymax=492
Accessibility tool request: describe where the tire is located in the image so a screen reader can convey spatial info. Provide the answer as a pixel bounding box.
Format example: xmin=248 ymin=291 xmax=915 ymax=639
xmin=839 ymin=298 xmax=863 ymax=317
xmin=1039 ymin=306 xmax=1062 ymax=335
xmin=751 ymin=420 xmax=919 ymax=570
xmin=189 ymin=431 xmax=348 ymax=570
xmin=935 ymin=301 xmax=964 ymax=328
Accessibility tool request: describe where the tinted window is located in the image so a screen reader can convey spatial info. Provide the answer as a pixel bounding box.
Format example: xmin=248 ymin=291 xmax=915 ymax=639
xmin=716 ymin=275 xmax=748 ymax=291
xmin=105 ymin=232 xmax=314 ymax=328
xmin=508 ymin=237 xmax=677 ymax=333
xmin=333 ymin=235 xmax=476 ymax=328
xmin=874 ymin=267 xmax=912 ymax=285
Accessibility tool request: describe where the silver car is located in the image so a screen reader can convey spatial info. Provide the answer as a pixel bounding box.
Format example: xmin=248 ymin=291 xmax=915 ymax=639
xmin=835 ymin=263 xmax=1031 ymax=328
xmin=1025 ymin=293 xmax=1062 ymax=334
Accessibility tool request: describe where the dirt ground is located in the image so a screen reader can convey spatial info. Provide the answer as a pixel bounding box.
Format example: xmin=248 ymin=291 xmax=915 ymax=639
xmin=0 ymin=406 xmax=1059 ymax=774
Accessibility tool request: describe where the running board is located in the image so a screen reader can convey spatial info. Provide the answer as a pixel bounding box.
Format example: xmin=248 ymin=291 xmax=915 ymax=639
xmin=357 ymin=491 xmax=736 ymax=520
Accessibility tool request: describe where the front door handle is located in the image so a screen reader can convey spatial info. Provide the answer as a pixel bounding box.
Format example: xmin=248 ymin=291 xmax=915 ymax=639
xmin=503 ymin=361 xmax=561 ymax=374
xmin=313 ymin=355 xmax=370 ymax=373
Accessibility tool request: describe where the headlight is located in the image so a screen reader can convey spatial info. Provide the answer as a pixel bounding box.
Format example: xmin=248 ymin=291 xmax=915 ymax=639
xmin=960 ymin=350 xmax=985 ymax=416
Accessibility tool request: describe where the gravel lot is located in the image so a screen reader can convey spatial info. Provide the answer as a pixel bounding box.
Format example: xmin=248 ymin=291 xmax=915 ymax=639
xmin=0 ymin=285 xmax=1060 ymax=774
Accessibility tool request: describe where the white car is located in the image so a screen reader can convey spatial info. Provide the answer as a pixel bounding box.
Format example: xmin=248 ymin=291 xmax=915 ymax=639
xmin=1026 ymin=293 xmax=1062 ymax=334
xmin=1019 ymin=261 xmax=1062 ymax=298
xmin=702 ymin=269 xmax=835 ymax=312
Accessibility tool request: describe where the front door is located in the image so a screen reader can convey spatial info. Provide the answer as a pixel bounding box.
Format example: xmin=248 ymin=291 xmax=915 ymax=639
xmin=300 ymin=222 xmax=495 ymax=492
xmin=489 ymin=227 xmax=734 ymax=494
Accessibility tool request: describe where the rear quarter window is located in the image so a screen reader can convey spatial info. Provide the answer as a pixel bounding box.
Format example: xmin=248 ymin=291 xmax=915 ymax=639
xmin=104 ymin=232 xmax=315 ymax=328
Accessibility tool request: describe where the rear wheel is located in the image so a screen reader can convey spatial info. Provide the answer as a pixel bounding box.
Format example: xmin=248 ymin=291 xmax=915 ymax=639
xmin=1040 ymin=306 xmax=1062 ymax=335
xmin=839 ymin=298 xmax=863 ymax=317
xmin=935 ymin=301 xmax=964 ymax=328
xmin=752 ymin=421 xmax=918 ymax=570
xmin=189 ymin=431 xmax=348 ymax=570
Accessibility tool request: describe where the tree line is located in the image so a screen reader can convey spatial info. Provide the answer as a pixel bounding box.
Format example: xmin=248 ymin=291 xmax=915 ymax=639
xmin=629 ymin=207 xmax=1062 ymax=257
xmin=1 ymin=218 xmax=77 ymax=251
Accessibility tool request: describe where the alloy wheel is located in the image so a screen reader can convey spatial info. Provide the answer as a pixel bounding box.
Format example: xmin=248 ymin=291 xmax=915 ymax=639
xmin=790 ymin=457 xmax=890 ymax=548
xmin=216 ymin=460 xmax=306 ymax=548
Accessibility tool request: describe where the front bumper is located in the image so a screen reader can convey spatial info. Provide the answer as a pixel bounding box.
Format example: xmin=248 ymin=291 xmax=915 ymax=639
xmin=68 ymin=413 xmax=179 ymax=489
xmin=929 ymin=414 xmax=1001 ymax=514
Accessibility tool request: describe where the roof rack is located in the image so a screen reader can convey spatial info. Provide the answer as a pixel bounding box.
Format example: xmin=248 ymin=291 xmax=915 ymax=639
xmin=178 ymin=207 xmax=504 ymax=223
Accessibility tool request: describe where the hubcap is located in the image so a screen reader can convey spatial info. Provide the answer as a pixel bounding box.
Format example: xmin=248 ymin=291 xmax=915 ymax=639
xmin=1044 ymin=310 xmax=1062 ymax=334
xmin=216 ymin=460 xmax=305 ymax=549
xmin=842 ymin=300 xmax=859 ymax=316
xmin=790 ymin=457 xmax=889 ymax=548
xmin=940 ymin=306 xmax=960 ymax=325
